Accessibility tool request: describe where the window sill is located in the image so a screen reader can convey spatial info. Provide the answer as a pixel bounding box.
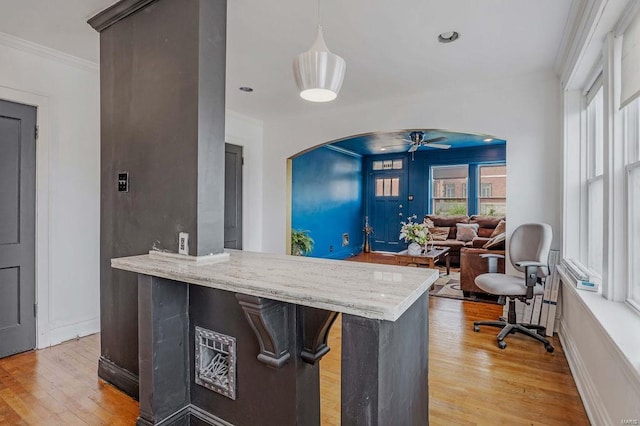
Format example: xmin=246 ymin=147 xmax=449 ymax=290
xmin=559 ymin=267 xmax=640 ymax=382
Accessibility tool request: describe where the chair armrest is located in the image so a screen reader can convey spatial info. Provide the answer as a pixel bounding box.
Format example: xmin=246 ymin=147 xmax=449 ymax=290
xmin=515 ymin=261 xmax=547 ymax=299
xmin=515 ymin=261 xmax=546 ymax=268
xmin=480 ymin=254 xmax=505 ymax=259
xmin=479 ymin=253 xmax=505 ymax=273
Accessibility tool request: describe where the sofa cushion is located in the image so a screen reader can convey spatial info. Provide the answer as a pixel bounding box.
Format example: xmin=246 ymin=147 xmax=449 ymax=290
xmin=425 ymin=215 xmax=469 ymax=239
xmin=483 ymin=232 xmax=506 ymax=249
xmin=456 ymin=223 xmax=479 ymax=242
xmin=490 ymin=219 xmax=506 ymax=238
xmin=429 ymin=226 xmax=449 ymax=241
xmin=470 ymin=215 xmax=505 ymax=237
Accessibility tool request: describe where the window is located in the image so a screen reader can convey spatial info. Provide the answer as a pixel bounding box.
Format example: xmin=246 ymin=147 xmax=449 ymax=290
xmin=375 ymin=177 xmax=399 ymax=197
xmin=478 ymin=164 xmax=506 ymax=216
xmin=432 ymin=165 xmax=468 ymax=215
xmin=445 ymin=184 xmax=455 ymax=198
xmin=480 ymin=183 xmax=492 ymax=197
xmin=625 ymin=98 xmax=640 ymax=309
xmin=586 ymin=86 xmax=604 ymax=277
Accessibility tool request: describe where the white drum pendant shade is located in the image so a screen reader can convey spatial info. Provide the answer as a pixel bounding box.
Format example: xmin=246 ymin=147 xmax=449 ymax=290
xmin=293 ymin=25 xmax=346 ymax=102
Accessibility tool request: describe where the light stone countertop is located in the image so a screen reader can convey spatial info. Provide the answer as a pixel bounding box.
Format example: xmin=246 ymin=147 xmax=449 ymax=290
xmin=111 ymin=249 xmax=438 ymax=321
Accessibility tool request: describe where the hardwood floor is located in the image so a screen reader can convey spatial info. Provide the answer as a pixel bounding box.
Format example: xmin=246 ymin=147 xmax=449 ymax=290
xmin=0 ymin=257 xmax=588 ymax=425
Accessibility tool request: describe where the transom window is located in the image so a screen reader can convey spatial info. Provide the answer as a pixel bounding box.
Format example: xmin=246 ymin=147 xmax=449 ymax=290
xmin=372 ymin=159 xmax=403 ymax=170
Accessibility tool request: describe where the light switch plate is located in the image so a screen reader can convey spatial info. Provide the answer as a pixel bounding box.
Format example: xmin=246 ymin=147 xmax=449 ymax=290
xmin=179 ymin=232 xmax=189 ymax=255
xmin=118 ymin=172 xmax=129 ymax=192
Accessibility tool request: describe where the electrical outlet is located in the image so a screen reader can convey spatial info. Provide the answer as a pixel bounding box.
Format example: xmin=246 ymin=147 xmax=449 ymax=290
xmin=329 ymin=245 xmax=334 ymax=253
xmin=342 ymin=233 xmax=349 ymax=247
xmin=179 ymin=232 xmax=189 ymax=255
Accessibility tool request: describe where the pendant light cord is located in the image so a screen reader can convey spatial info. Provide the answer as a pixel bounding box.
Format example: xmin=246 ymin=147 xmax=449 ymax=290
xmin=317 ymin=0 xmax=321 ymax=26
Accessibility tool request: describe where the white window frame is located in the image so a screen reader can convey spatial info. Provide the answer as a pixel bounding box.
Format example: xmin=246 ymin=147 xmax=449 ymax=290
xmin=584 ymin=82 xmax=605 ymax=280
xmin=624 ymin=98 xmax=640 ymax=311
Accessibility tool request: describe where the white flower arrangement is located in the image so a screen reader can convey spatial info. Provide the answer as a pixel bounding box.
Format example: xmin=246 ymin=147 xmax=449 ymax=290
xmin=399 ymin=215 xmax=433 ymax=246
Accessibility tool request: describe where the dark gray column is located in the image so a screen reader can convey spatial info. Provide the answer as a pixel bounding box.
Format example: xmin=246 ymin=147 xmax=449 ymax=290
xmin=341 ymin=292 xmax=429 ymax=426
xmin=137 ymin=275 xmax=190 ymax=425
xmin=90 ymin=0 xmax=227 ymax=396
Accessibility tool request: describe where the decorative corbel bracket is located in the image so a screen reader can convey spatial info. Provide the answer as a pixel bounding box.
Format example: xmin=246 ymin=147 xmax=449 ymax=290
xmin=300 ymin=307 xmax=338 ymax=365
xmin=236 ymin=294 xmax=291 ymax=369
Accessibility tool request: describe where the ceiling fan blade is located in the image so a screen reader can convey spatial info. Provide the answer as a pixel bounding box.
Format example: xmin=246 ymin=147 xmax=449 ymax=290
xmin=427 ymin=143 xmax=451 ymax=149
xmin=421 ymin=136 xmax=448 ymax=145
xmin=408 ymin=144 xmax=419 ymax=153
xmin=381 ymin=142 xmax=410 ymax=148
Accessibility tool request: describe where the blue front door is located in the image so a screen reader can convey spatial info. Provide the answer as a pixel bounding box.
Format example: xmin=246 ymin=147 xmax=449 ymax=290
xmin=368 ymin=162 xmax=408 ymax=252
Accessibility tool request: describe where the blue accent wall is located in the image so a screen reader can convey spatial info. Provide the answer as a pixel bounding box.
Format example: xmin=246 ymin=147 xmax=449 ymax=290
xmin=292 ymin=146 xmax=364 ymax=259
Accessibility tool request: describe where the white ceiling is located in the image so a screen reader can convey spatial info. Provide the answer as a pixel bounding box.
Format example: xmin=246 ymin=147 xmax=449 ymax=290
xmin=0 ymin=0 xmax=574 ymax=121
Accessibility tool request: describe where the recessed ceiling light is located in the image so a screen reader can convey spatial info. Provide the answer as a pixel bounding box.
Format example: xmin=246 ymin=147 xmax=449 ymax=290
xmin=380 ymin=147 xmax=387 ymax=151
xmin=438 ymin=31 xmax=460 ymax=43
xmin=239 ymin=86 xmax=253 ymax=92
xmin=483 ymin=138 xmax=493 ymax=142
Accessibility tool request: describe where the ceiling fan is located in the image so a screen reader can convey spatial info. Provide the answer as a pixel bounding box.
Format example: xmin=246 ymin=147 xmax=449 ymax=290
xmin=404 ymin=131 xmax=450 ymax=152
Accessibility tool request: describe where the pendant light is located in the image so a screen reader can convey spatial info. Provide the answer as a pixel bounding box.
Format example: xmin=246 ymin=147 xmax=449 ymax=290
xmin=293 ymin=0 xmax=346 ymax=102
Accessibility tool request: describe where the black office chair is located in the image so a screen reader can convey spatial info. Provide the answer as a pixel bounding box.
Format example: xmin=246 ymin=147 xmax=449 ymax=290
xmin=472 ymin=223 xmax=554 ymax=352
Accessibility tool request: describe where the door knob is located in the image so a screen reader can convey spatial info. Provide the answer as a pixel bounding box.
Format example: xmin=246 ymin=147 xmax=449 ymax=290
xmin=399 ymin=204 xmax=403 ymax=208
xmin=399 ymin=212 xmax=403 ymax=217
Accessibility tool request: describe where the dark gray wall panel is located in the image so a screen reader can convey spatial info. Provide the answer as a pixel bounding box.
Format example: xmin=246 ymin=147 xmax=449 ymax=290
xmin=0 ymin=267 xmax=19 ymax=330
xmin=0 ymin=116 xmax=20 ymax=245
xmin=98 ymin=0 xmax=227 ymax=387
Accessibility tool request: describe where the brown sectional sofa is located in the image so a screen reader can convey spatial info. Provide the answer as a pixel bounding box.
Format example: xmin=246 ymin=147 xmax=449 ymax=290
xmin=424 ymin=214 xmax=505 ymax=265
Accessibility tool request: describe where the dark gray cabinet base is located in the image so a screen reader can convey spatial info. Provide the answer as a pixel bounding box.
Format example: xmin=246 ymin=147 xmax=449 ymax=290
xmin=136 ymin=275 xmax=429 ymax=426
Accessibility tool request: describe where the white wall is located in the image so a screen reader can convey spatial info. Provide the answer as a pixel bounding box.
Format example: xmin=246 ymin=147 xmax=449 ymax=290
xmin=0 ymin=33 xmax=101 ymax=347
xmin=0 ymin=34 xmax=266 ymax=348
xmin=225 ymin=109 xmax=264 ymax=252
xmin=262 ymin=71 xmax=563 ymax=258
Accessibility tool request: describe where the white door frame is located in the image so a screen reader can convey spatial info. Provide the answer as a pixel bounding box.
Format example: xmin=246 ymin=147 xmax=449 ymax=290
xmin=0 ymin=85 xmax=51 ymax=349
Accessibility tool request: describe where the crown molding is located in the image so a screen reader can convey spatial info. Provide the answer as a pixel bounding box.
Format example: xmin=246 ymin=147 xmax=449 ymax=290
xmin=556 ymin=0 xmax=607 ymax=89
xmin=88 ymin=0 xmax=159 ymax=32
xmin=614 ymin=0 xmax=640 ymax=36
xmin=0 ymin=32 xmax=98 ymax=72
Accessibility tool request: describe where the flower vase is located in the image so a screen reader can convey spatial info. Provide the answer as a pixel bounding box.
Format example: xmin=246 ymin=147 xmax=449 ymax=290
xmin=407 ymin=242 xmax=422 ymax=256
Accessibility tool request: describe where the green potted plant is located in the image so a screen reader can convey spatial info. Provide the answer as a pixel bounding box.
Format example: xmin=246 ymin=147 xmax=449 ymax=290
xmin=291 ymin=229 xmax=314 ymax=256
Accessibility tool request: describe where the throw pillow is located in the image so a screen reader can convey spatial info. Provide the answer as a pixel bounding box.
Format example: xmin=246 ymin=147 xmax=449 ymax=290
xmin=483 ymin=232 xmax=506 ymax=249
xmin=429 ymin=226 xmax=449 ymax=241
xmin=456 ymin=223 xmax=479 ymax=242
xmin=490 ymin=219 xmax=506 ymax=238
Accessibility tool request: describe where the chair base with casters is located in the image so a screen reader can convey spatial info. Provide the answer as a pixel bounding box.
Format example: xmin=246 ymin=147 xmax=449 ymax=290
xmin=472 ymin=256 xmax=555 ymax=352
xmin=473 ymin=297 xmax=554 ymax=352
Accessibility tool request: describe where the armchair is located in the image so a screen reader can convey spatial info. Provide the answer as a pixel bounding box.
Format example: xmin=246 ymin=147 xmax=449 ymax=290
xmin=472 ymin=223 xmax=554 ymax=352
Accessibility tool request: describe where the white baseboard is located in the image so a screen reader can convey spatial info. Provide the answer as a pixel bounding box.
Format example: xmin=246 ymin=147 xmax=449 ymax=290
xmin=558 ymin=319 xmax=611 ymax=425
xmin=46 ymin=317 xmax=100 ymax=348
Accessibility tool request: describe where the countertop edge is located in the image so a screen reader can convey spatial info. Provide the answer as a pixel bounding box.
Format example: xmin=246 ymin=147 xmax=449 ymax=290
xmin=111 ymin=255 xmax=438 ymax=321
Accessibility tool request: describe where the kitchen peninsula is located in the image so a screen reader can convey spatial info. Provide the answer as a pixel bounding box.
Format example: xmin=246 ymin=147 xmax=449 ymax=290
xmin=112 ymin=250 xmax=437 ymax=425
